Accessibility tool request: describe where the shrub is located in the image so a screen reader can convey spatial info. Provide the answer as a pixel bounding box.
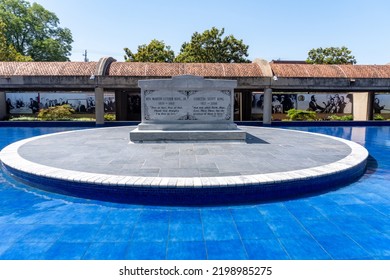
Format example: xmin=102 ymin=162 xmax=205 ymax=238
xmin=374 ymin=114 xmax=384 ymax=121
xmin=328 ymin=115 xmax=341 ymax=121
xmin=286 ymin=109 xmax=317 ymax=121
xmin=104 ymin=113 xmax=116 ymax=121
xmin=340 ymin=115 xmax=353 ymax=121
xmin=37 ymin=105 xmax=74 ymax=121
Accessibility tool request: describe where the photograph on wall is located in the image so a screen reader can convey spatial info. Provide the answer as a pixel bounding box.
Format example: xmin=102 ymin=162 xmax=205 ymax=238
xmin=6 ymin=92 xmax=116 ymax=115
xmin=251 ymin=92 xmax=264 ymax=114
xmin=127 ymin=93 xmax=141 ymax=114
xmin=40 ymin=92 xmax=95 ymax=113
xmin=297 ymin=93 xmax=353 ymax=114
xmin=126 ymin=93 xmax=141 ymax=121
xmin=373 ymin=93 xmax=390 ymax=114
xmin=104 ymin=93 xmax=115 ymax=113
xmin=252 ymin=92 xmax=297 ymax=114
xmin=5 ymin=92 xmax=39 ymax=114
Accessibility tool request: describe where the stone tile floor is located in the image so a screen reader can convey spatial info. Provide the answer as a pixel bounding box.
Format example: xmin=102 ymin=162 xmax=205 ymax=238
xmin=15 ymin=126 xmax=351 ymax=177
xmin=0 ymin=126 xmax=389 ymax=260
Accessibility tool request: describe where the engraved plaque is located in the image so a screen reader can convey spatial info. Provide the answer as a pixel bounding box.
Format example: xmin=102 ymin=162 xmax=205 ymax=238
xmin=143 ymin=89 xmax=232 ymax=122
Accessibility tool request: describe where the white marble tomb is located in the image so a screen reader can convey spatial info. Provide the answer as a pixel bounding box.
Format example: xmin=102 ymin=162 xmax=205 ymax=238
xmin=130 ymin=75 xmax=246 ymax=142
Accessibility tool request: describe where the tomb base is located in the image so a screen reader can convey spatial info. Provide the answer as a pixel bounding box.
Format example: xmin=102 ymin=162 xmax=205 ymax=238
xmin=129 ymin=127 xmax=246 ymax=142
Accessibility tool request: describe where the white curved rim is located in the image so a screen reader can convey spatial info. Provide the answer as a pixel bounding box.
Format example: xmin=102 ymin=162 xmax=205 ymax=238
xmin=0 ymin=127 xmax=369 ymax=188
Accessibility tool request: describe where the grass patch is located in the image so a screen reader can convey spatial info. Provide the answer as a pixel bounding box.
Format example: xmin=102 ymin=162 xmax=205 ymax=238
xmin=328 ymin=114 xmax=353 ymax=121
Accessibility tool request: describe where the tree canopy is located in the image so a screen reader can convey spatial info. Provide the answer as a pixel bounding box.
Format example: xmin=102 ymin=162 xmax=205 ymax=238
xmin=0 ymin=0 xmax=73 ymax=61
xmin=0 ymin=20 xmax=32 ymax=61
xmin=175 ymin=27 xmax=250 ymax=63
xmin=306 ymin=46 xmax=357 ymax=64
xmin=124 ymin=39 xmax=175 ymax=62
xmin=123 ymin=27 xmax=251 ymax=63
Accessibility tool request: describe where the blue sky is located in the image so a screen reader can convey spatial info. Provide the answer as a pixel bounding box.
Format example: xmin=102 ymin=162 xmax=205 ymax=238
xmin=31 ymin=0 xmax=390 ymax=64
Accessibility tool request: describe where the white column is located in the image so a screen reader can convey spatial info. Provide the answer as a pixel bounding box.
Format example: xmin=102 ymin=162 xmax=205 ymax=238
xmin=263 ymin=88 xmax=272 ymax=124
xmin=353 ymin=92 xmax=373 ymax=121
xmin=0 ymin=92 xmax=6 ymax=120
xmin=94 ymin=87 xmax=105 ymax=125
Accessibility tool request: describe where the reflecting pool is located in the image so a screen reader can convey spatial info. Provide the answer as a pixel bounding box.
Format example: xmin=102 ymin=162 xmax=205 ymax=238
xmin=0 ymin=126 xmax=389 ymax=260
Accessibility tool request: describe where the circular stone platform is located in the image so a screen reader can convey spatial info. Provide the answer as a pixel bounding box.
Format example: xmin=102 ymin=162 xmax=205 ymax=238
xmin=0 ymin=126 xmax=368 ymax=205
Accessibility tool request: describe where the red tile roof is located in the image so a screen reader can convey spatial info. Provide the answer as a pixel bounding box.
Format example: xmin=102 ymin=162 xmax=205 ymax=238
xmin=1 ymin=61 xmax=390 ymax=79
xmin=270 ymin=63 xmax=390 ymax=78
xmin=107 ymin=62 xmax=265 ymax=77
xmin=0 ymin=62 xmax=98 ymax=76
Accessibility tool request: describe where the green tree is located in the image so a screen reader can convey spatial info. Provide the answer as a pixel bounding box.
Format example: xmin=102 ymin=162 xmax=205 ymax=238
xmin=175 ymin=27 xmax=250 ymax=63
xmin=0 ymin=0 xmax=73 ymax=61
xmin=0 ymin=20 xmax=32 ymax=61
xmin=124 ymin=39 xmax=175 ymax=62
xmin=306 ymin=46 xmax=357 ymax=64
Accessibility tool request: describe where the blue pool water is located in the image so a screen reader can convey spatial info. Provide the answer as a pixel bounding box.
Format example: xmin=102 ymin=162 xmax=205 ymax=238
xmin=0 ymin=126 xmax=389 ymax=260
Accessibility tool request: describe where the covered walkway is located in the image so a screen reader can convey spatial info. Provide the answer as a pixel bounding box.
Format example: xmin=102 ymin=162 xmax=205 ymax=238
xmin=1 ymin=58 xmax=390 ymax=123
